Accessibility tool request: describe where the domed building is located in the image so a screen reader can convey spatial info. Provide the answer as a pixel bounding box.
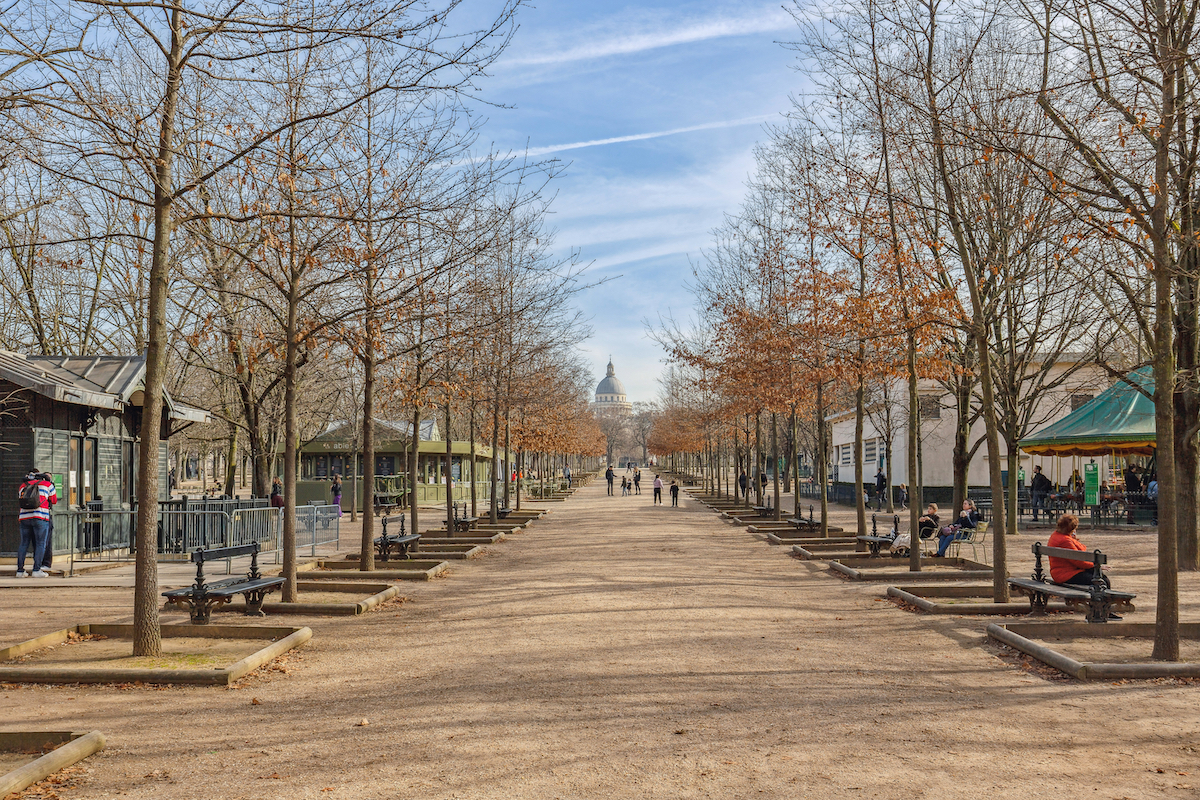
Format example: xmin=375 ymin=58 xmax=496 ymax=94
xmin=595 ymin=358 xmax=632 ymax=415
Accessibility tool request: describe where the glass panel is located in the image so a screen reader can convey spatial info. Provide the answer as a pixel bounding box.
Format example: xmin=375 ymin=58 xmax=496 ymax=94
xmin=331 ymin=456 xmax=343 ymax=477
xmin=83 ymin=438 xmax=95 ymax=503
xmin=315 ymin=455 xmax=328 ymax=478
xmin=68 ymin=438 xmax=80 ymax=507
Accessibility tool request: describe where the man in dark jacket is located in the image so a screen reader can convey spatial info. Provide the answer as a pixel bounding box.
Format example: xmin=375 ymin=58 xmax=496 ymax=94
xmin=875 ymin=469 xmax=887 ymax=511
xmin=605 ymin=466 xmax=615 ymax=496
xmin=1030 ymin=465 xmax=1053 ymax=521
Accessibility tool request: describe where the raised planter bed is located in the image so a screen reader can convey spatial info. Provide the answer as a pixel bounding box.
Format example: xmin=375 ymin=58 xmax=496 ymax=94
xmin=301 ymin=559 xmax=449 ymax=580
xmin=887 ymin=585 xmax=1074 ymax=615
xmin=988 ymin=621 xmax=1200 ymax=680
xmin=824 ymin=556 xmax=992 ymax=581
xmin=209 ymin=581 xmax=400 ymax=616
xmin=0 ymin=624 xmax=310 ymax=685
xmin=0 ymin=731 xmax=106 ymax=796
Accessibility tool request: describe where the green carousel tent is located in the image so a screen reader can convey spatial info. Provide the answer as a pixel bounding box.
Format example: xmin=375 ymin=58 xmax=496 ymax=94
xmin=1019 ymin=368 xmax=1156 ymax=457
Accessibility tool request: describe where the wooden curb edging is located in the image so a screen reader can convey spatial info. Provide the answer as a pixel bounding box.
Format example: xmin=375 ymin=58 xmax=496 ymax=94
xmin=886 ymin=585 xmax=1070 ymax=615
xmin=987 ymin=621 xmax=1200 ymax=680
xmin=0 ymin=624 xmax=311 ymax=685
xmin=0 ymin=731 xmax=106 ymax=796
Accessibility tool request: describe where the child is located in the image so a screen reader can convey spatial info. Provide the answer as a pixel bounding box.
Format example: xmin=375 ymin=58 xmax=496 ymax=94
xmin=670 ymin=480 xmax=680 ymax=507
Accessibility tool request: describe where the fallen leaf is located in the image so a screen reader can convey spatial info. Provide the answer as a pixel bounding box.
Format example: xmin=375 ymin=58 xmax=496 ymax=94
xmin=251 ymin=697 xmax=261 ymax=705
xmin=356 ymin=718 xmax=369 ymax=727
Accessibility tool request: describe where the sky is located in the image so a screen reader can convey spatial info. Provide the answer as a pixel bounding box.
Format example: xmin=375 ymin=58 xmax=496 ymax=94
xmin=473 ymin=0 xmax=804 ymax=404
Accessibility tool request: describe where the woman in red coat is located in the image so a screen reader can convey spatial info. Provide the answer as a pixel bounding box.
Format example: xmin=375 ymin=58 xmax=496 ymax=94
xmin=1047 ymin=513 xmax=1105 ymax=587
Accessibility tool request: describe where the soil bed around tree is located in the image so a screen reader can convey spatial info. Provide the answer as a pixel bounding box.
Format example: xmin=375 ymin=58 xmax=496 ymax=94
xmin=988 ymin=621 xmax=1200 ymax=679
xmin=825 ymin=557 xmax=991 ymax=581
xmin=0 ymin=624 xmax=310 ymax=685
xmin=205 ymin=581 xmax=400 ymax=616
xmin=301 ymin=559 xmax=449 ymax=580
xmin=887 ymin=584 xmax=1076 ymax=615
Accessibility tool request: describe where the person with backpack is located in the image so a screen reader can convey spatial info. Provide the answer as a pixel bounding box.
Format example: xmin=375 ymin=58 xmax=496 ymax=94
xmin=17 ymin=469 xmax=56 ymax=578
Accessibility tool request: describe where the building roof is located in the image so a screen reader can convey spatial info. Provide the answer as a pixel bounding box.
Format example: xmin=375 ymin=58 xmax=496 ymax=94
xmin=1019 ymin=368 xmax=1155 ymax=456
xmin=0 ymin=350 xmax=210 ymax=422
xmin=596 ymin=359 xmax=626 ymax=397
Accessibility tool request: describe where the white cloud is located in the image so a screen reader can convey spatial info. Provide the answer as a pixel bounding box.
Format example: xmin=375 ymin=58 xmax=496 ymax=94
xmin=506 ymin=7 xmax=796 ymax=67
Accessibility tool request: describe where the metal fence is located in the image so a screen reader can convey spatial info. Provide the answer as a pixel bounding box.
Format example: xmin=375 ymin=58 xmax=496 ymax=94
xmin=295 ymin=503 xmax=341 ymax=557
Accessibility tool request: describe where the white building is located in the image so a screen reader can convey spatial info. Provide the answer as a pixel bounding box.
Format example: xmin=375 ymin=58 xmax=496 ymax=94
xmin=594 ymin=358 xmax=632 ymax=415
xmin=829 ymin=361 xmax=1116 ymax=493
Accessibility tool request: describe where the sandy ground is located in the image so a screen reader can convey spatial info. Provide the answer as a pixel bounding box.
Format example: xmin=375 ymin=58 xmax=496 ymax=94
xmin=2 ymin=480 xmax=1200 ymax=799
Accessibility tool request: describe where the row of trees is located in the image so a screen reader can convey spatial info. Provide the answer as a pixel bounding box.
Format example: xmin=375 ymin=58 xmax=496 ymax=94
xmin=654 ymin=0 xmax=1200 ymax=660
xmin=0 ymin=0 xmax=606 ymax=655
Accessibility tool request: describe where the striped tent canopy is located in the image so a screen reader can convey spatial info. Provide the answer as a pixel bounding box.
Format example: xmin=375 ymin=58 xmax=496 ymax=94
xmin=1019 ymin=368 xmax=1156 ymax=457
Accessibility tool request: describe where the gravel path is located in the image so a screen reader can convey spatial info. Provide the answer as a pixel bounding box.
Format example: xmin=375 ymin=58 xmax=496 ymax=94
xmin=3 ymin=478 xmax=1200 ymax=799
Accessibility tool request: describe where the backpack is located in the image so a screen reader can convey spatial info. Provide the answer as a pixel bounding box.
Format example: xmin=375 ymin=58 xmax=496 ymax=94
xmin=19 ymin=481 xmax=41 ymax=510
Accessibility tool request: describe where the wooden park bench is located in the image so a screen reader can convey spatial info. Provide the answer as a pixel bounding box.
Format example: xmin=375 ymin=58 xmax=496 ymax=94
xmin=162 ymin=542 xmax=285 ymax=624
xmin=1008 ymin=542 xmax=1136 ymax=623
xmin=751 ymin=504 xmax=775 ymax=518
xmin=452 ymin=502 xmax=479 ymax=533
xmin=496 ymin=507 xmax=512 ymax=519
xmin=374 ymin=515 xmax=420 ymax=561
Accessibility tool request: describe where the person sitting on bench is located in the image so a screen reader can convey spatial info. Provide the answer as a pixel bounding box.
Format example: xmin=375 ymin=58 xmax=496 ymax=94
xmin=936 ymin=499 xmax=980 ymax=556
xmin=1048 ymin=513 xmax=1113 ymax=589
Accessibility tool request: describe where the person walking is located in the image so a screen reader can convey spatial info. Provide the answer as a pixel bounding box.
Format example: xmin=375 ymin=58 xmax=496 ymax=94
xmin=270 ymin=477 xmax=284 ymax=508
xmin=331 ymin=474 xmax=343 ymax=517
xmin=875 ymin=469 xmax=887 ymax=511
xmin=605 ymin=465 xmax=615 ymax=496
xmin=633 ymin=469 xmax=641 ymax=495
xmin=564 ymin=464 xmax=572 ymax=488
xmin=16 ymin=469 xmax=56 ymax=578
xmin=738 ymin=470 xmax=748 ymax=499
xmin=897 ymin=484 xmax=909 ymax=510
xmin=653 ymin=474 xmax=664 ymax=505
xmin=670 ymin=480 xmax=680 ymax=507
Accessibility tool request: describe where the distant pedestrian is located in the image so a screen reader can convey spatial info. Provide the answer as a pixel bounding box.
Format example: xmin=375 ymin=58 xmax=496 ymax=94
xmin=331 ymin=474 xmax=343 ymax=517
xmin=653 ymin=475 xmax=664 ymax=505
xmin=738 ymin=470 xmax=748 ymax=499
xmin=897 ymin=484 xmax=909 ymax=510
xmin=633 ymin=469 xmax=641 ymax=495
xmin=621 ymin=475 xmax=630 ymax=496
xmin=875 ymin=469 xmax=887 ymax=511
xmin=606 ymin=465 xmax=615 ymax=496
xmin=270 ymin=477 xmax=284 ymax=508
xmin=16 ymin=469 xmax=56 ymax=578
xmin=670 ymin=480 xmax=679 ymax=507
xmin=1030 ymin=465 xmax=1052 ymax=521
xmin=564 ymin=465 xmax=572 ymax=487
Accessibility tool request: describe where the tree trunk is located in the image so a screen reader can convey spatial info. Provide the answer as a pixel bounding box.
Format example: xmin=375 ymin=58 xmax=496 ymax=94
xmin=133 ymin=0 xmax=184 ymax=656
xmin=855 ymin=371 xmax=867 ymax=542
xmin=409 ymin=403 xmax=422 ymax=541
xmin=359 ymin=335 xmax=376 ymax=570
xmin=223 ymin=427 xmax=237 ymax=497
xmin=445 ymin=401 xmax=454 ymax=536
xmin=772 ymin=411 xmax=781 ymax=521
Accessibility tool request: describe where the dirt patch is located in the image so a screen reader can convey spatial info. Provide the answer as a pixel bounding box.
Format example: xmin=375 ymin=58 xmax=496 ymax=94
xmin=1024 ymin=634 xmax=1200 ymax=665
xmin=10 ymin=635 xmax=261 ymax=670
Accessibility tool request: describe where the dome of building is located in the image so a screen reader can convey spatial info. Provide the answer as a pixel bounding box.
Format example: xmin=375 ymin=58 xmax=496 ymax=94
xmin=594 ymin=358 xmax=632 ymax=415
xmin=596 ymin=360 xmax=626 ymax=397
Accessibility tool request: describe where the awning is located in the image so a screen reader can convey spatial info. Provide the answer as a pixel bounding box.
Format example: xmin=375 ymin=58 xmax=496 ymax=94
xmin=1019 ymin=367 xmax=1155 ymax=456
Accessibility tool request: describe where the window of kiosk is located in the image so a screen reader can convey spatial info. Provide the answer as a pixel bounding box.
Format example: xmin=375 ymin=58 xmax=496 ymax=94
xmin=82 ymin=437 xmax=96 ymax=503
xmin=68 ymin=437 xmax=80 ymax=507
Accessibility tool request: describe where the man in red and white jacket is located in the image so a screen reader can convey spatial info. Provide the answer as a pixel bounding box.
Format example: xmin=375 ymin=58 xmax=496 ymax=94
xmin=17 ymin=470 xmax=56 ymax=578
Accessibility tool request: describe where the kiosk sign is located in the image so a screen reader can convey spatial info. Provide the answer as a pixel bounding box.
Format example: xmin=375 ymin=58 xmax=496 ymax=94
xmin=1084 ymin=462 xmax=1100 ymax=506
